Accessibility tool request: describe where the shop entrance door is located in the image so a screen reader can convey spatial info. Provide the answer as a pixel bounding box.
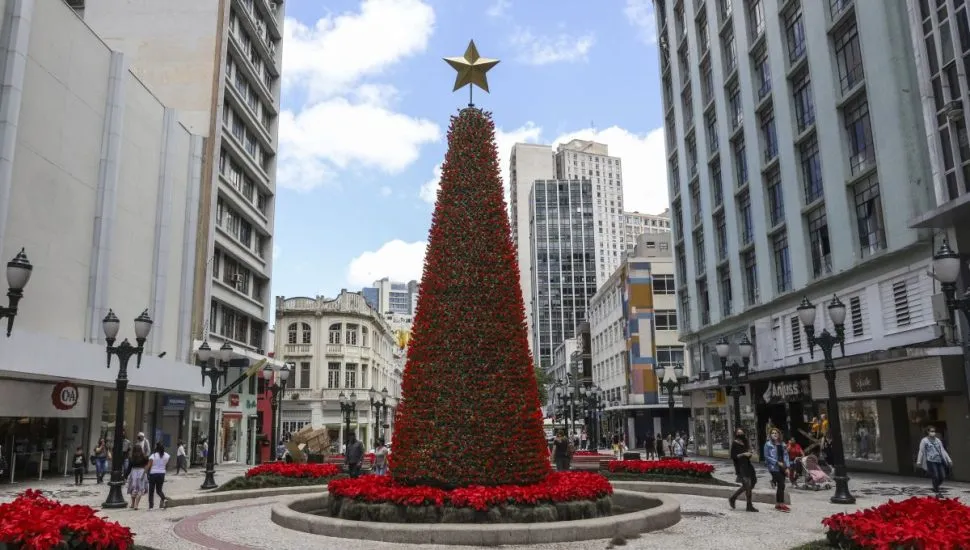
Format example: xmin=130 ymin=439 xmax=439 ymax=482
xmin=0 ymin=418 xmax=62 ymax=483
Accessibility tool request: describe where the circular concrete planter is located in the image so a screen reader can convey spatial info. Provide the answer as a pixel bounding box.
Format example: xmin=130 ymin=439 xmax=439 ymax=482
xmin=271 ymin=490 xmax=680 ymax=546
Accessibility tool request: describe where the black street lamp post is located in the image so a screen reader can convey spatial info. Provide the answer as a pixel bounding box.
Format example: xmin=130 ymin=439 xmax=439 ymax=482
xmin=369 ymin=386 xmax=389 ymax=447
xmin=0 ymin=249 xmax=32 ymax=336
xmin=797 ymin=294 xmax=854 ymax=505
xmin=579 ymin=385 xmax=603 ymax=450
xmin=196 ymin=340 xmax=234 ymax=490
xmin=101 ymin=309 xmax=153 ymax=509
xmin=339 ymin=391 xmax=357 ymax=447
xmin=262 ymin=363 xmax=290 ymax=460
xmin=658 ymin=364 xmax=688 ymax=436
xmin=933 ymin=238 xmax=970 ymax=327
xmin=715 ymin=335 xmax=753 ymax=433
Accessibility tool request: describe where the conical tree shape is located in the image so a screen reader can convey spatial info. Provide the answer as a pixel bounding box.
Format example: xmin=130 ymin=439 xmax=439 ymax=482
xmin=391 ymin=108 xmax=551 ymax=488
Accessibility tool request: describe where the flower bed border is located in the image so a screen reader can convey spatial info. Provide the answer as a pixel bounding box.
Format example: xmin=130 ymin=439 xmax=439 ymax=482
xmin=328 ymin=494 xmax=613 ymax=523
xmin=606 ymin=459 xmax=716 ymax=479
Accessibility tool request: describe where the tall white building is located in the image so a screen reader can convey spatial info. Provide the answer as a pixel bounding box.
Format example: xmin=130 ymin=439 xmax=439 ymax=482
xmin=509 ymin=143 xmax=554 ymax=350
xmin=554 ymin=140 xmax=626 ymax=284
xmin=362 ymin=278 xmax=419 ymax=316
xmin=274 ymin=293 xmax=403 ymax=449
xmin=623 ymin=210 xmax=672 ymax=254
xmin=654 ymin=0 xmax=967 ymax=471
xmin=0 ymin=0 xmax=213 ymax=479
xmin=77 ymin=0 xmax=285 ymax=359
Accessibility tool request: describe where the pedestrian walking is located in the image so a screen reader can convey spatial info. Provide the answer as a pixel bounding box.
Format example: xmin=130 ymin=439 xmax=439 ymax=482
xmin=672 ymin=432 xmax=686 ymax=460
xmin=580 ymin=430 xmax=588 ymax=451
xmin=175 ymin=440 xmax=187 ymax=474
xmin=728 ymin=428 xmax=758 ymax=512
xmin=93 ymin=438 xmax=109 ymax=483
xmin=72 ymin=446 xmax=85 ymax=486
xmin=373 ymin=438 xmax=389 ymax=476
xmin=916 ymin=425 xmax=953 ymax=495
xmin=127 ymin=442 xmax=149 ymax=510
xmin=655 ymin=433 xmax=665 ymax=459
xmin=763 ymin=428 xmax=791 ymax=512
xmin=644 ymin=433 xmax=655 ymax=460
xmin=344 ymin=432 xmax=365 ymax=478
xmin=146 ymin=443 xmax=170 ymax=510
xmin=552 ymin=431 xmax=571 ymax=471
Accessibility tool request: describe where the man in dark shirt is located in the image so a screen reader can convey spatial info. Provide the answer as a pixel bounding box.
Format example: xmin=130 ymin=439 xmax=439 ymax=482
xmin=344 ymin=432 xmax=365 ymax=478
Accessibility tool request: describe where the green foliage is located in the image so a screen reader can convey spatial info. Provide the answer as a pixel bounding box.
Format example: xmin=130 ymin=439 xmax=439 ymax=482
xmin=214 ymin=473 xmax=345 ymax=492
xmin=534 ymin=366 xmax=551 ymax=404
xmin=788 ymin=541 xmax=834 ymax=550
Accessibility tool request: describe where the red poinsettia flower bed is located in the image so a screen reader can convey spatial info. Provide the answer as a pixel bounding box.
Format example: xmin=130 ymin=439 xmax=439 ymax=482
xmin=607 ymin=459 xmax=715 ymax=478
xmin=822 ymin=496 xmax=970 ymax=549
xmin=245 ymin=462 xmax=341 ymax=479
xmin=328 ymin=471 xmax=612 ymax=512
xmin=0 ymin=490 xmax=134 ymax=550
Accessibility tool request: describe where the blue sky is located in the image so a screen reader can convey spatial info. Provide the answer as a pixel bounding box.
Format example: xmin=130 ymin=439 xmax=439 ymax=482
xmin=272 ymin=0 xmax=669 ymax=305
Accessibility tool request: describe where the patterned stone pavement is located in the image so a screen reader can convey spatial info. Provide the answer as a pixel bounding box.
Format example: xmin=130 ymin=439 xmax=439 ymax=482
xmin=3 ymin=459 xmax=968 ymax=550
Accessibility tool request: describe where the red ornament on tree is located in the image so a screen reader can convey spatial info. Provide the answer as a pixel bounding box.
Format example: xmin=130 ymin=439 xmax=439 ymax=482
xmin=391 ymin=107 xmax=551 ymax=488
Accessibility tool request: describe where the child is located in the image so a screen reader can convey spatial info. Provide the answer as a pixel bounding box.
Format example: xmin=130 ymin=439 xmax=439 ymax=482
xmin=73 ymin=446 xmax=85 ymax=485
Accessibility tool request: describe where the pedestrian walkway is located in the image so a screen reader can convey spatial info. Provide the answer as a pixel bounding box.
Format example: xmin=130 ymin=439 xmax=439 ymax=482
xmin=3 ymin=459 xmax=968 ymax=549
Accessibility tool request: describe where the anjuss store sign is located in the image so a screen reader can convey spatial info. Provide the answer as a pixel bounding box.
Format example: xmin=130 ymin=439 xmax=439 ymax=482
xmin=757 ymin=379 xmax=811 ymax=405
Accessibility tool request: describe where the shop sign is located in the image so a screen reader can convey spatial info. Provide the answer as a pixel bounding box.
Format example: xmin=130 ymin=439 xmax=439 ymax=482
xmin=51 ymin=382 xmax=79 ymax=411
xmin=704 ymin=389 xmax=725 ymax=407
xmin=229 ymin=394 xmax=240 ymax=407
xmin=163 ymin=396 xmax=187 ymax=410
xmin=849 ymin=368 xmax=881 ymax=393
xmin=758 ymin=379 xmax=811 ymax=405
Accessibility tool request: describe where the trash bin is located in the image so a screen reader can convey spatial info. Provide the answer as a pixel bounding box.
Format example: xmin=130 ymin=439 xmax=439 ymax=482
xmin=623 ymin=451 xmax=641 ymax=461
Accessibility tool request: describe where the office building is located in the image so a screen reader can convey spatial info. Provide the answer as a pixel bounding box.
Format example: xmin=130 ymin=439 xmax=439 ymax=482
xmin=529 ymin=179 xmax=597 ymax=372
xmin=654 ymin=0 xmax=968 ymax=473
xmin=361 ymin=278 xmax=419 ymax=316
xmin=624 ymin=210 xmax=672 ymax=254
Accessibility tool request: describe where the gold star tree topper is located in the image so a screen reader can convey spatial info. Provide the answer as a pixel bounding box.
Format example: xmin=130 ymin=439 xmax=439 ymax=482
xmin=444 ymin=40 xmax=500 ymax=95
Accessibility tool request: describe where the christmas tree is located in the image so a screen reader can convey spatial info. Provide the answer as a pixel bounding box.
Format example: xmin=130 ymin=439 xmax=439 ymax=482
xmin=390 ymin=94 xmax=551 ymax=487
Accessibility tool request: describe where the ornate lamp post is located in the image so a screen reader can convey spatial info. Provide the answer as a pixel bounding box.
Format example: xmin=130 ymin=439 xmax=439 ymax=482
xmin=262 ymin=362 xmax=290 ymax=460
xmin=580 ymin=385 xmax=603 ymax=450
xmin=338 ymin=391 xmax=357 ymax=447
xmin=658 ymin=363 xmax=688 ymax=435
xmin=797 ymin=294 xmax=854 ymax=504
xmin=0 ymin=249 xmax=32 ymax=336
xmin=933 ymin=238 xmax=970 ymax=325
xmin=715 ymin=334 xmax=753 ymax=433
xmin=369 ymin=386 xmax=389 ymax=447
xmin=196 ymin=340 xmax=234 ymax=490
xmin=101 ymin=309 xmax=153 ymax=509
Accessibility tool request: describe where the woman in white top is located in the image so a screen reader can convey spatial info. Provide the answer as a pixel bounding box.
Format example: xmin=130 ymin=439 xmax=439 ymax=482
xmin=146 ymin=443 xmax=171 ymax=510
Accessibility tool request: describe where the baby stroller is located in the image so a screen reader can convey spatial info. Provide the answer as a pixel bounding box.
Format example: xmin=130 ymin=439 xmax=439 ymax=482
xmin=797 ymin=454 xmax=833 ymax=490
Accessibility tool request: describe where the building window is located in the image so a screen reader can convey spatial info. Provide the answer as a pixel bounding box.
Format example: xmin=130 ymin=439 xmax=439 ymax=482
xmin=853 ymin=175 xmax=886 ymax=257
xmin=824 ymin=399 xmax=883 ymax=463
xmin=694 ymin=230 xmax=706 ymax=274
xmin=711 ymin=162 xmax=723 ymax=206
xmin=773 ymin=232 xmax=792 ymax=292
xmin=301 ymin=322 xmax=311 ymax=344
xmin=738 ymin=190 xmax=753 ymax=245
xmin=690 ymin=182 xmax=702 ymax=226
xmin=686 ymin=134 xmax=697 ymax=176
xmin=718 ymin=267 xmax=732 ymax=317
xmin=766 ymin=169 xmax=785 ymax=227
xmin=656 ymin=345 xmax=686 ymax=366
xmin=679 ymin=291 xmax=692 ymax=331
xmin=844 ymin=98 xmax=875 ymax=175
xmin=715 ymin=214 xmax=728 ymax=260
xmin=655 ymin=310 xmax=679 ymax=331
xmin=754 ymin=48 xmax=771 ymax=99
xmin=328 ymin=323 xmax=341 ymax=344
xmin=299 ymin=361 xmax=311 ymax=389
xmin=833 ymin=21 xmax=863 ymax=93
xmin=706 ymin=111 xmax=719 ymax=153
xmin=701 ymin=60 xmax=714 ymax=104
xmin=653 ymin=274 xmax=677 ymax=294
xmin=698 ymin=279 xmax=711 ymax=326
xmin=791 ymin=69 xmax=815 ymax=132
xmin=784 ymin=4 xmax=806 ymax=64
xmin=346 ymin=324 xmax=359 ymax=346
xmin=287 ymin=323 xmax=298 ymax=344
xmin=849 ymin=295 xmax=864 ymax=337
xmin=806 ymin=206 xmax=832 ymax=278
xmin=722 ymin=26 xmax=737 ymax=73
xmin=759 ymin=108 xmax=778 ymax=162
xmin=718 ymin=0 xmax=733 ymax=23
xmin=728 ymin=85 xmax=743 ymax=130
xmin=790 ymin=316 xmax=802 ymax=351
xmin=829 ymin=0 xmax=852 ymax=19
xmin=747 ymin=0 xmax=765 ymax=41
xmin=697 ymin=14 xmax=710 ymax=54
xmin=345 ymin=364 xmax=357 ymax=388
xmin=742 ymin=250 xmax=758 ymax=305
xmin=733 ymin=138 xmax=748 ymax=187
xmin=327 ymin=362 xmax=340 ymax=389
xmin=682 ymin=88 xmax=694 ymax=126
xmin=800 ymin=134 xmax=824 ymax=204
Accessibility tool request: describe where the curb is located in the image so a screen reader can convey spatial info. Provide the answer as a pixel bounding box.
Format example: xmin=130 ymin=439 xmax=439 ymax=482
xmin=270 ymin=490 xmax=680 ymax=546
xmin=166 ymin=485 xmax=324 ymax=508
xmin=610 ymin=480 xmax=791 ymax=505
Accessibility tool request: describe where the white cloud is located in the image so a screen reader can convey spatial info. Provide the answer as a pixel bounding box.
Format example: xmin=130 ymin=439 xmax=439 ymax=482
xmin=552 ymin=126 xmax=668 ymax=214
xmin=510 ymin=28 xmax=595 ymax=65
xmin=379 ymin=185 xmax=393 ymax=197
xmin=486 ymin=0 xmax=511 ymax=18
xmin=624 ymin=0 xmax=657 ymax=45
xmin=277 ymin=0 xmax=439 ymax=192
xmin=418 ymin=122 xmax=541 ymax=204
xmin=278 ymin=98 xmax=439 ymax=191
xmin=283 ymin=0 xmax=435 ymax=100
xmin=347 ymin=240 xmax=427 ymax=287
